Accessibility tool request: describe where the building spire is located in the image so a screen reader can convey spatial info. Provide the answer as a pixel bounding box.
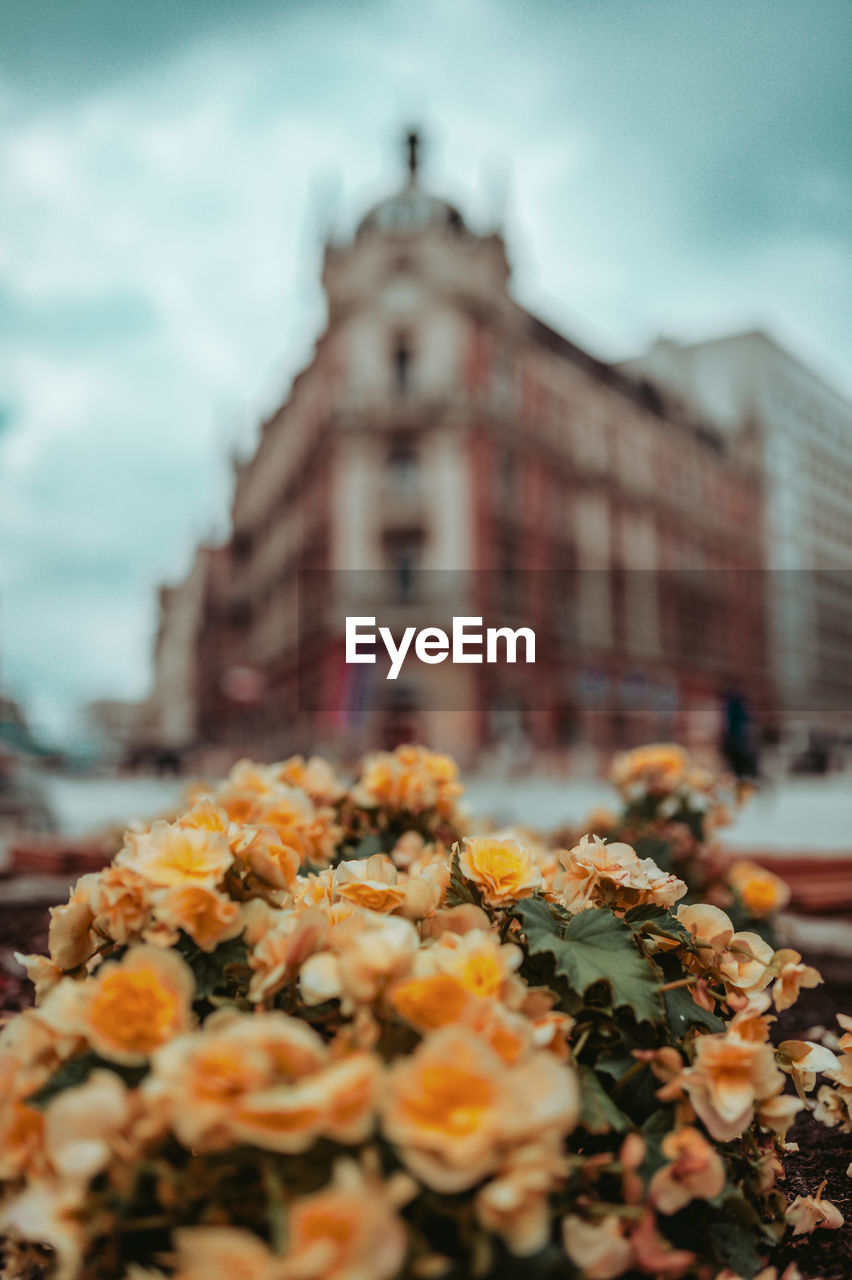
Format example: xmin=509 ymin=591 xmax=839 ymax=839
xmin=405 ymin=128 xmax=420 ymax=185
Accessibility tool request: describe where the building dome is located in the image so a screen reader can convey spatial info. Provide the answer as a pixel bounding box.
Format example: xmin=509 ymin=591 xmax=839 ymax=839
xmin=354 ymin=129 xmax=467 ymax=240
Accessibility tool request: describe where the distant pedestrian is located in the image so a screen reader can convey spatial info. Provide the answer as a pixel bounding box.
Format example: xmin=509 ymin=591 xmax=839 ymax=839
xmin=721 ymin=690 xmax=760 ymax=781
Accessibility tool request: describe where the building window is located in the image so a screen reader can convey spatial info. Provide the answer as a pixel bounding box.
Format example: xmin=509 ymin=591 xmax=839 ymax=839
xmin=385 ymin=533 xmax=422 ymax=601
xmin=393 ymin=335 xmax=412 ymax=396
xmin=387 ymin=443 xmax=419 ymax=493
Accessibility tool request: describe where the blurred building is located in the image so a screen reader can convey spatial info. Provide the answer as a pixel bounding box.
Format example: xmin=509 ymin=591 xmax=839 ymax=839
xmin=622 ymin=331 xmax=852 ymax=748
xmin=152 ymin=132 xmax=771 ymax=767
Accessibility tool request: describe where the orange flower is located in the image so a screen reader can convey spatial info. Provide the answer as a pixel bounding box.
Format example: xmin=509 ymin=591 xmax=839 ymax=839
xmin=155 ymin=885 xmax=243 ymax=953
xmin=611 ymin=743 xmax=688 ymax=795
xmin=557 ymin=835 xmax=686 ymax=913
xmin=727 ymin=860 xmax=790 ymax=918
xmin=649 ymin=1125 xmax=725 ymax=1213
xmin=333 ymin=855 xmax=408 ymax=914
xmin=280 ymin=1158 xmax=412 ymax=1280
xmin=381 ymin=1026 xmax=577 ymax=1192
xmin=457 ymin=835 xmax=542 ymax=907
xmin=356 ymin=745 xmax=463 ymax=818
xmin=233 ymin=826 xmax=302 ymax=892
xmin=770 ymin=949 xmax=822 ymax=1012
xmin=390 ymin=972 xmax=470 ymax=1032
xmin=0 ymin=1101 xmax=45 ymax=1181
xmin=47 ymin=874 xmax=100 ymax=970
xmin=147 ymin=1010 xmax=327 ymax=1149
xmin=81 ymin=945 xmax=195 ymax=1064
xmin=118 ymin=820 xmax=233 ymax=889
xmin=682 ymin=1031 xmax=783 ymax=1142
xmin=89 ymin=865 xmax=153 ymax=945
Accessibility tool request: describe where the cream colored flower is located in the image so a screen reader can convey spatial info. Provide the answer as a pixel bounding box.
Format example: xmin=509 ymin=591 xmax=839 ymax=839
xmin=171 ymin=1226 xmax=278 ymax=1280
xmin=719 ymin=931 xmax=774 ymax=995
xmin=682 ymin=1030 xmax=784 ymax=1142
xmin=786 ymin=1183 xmax=844 ymax=1235
xmin=457 ymin=835 xmax=542 ymax=907
xmin=43 ymin=1069 xmax=131 ymax=1182
xmin=89 ymin=865 xmax=153 ymax=945
xmin=280 ymin=1157 xmax=412 ymax=1280
xmin=333 ymin=855 xmax=407 ymax=914
xmin=0 ymin=1178 xmax=87 ymax=1280
xmin=649 ymin=1125 xmax=725 ymax=1213
xmin=770 ymin=949 xmax=822 ymax=1012
xmin=47 ymin=873 xmax=100 ymax=970
xmin=475 ymin=1139 xmax=568 ymax=1256
xmin=557 ymin=834 xmax=686 ymax=913
xmin=611 ymin=742 xmax=688 ymax=795
xmin=562 ymin=1214 xmax=633 ymax=1280
xmin=118 ymin=819 xmax=233 ymax=888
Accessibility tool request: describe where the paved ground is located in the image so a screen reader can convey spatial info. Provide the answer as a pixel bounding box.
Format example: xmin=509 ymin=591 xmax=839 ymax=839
xmin=36 ymin=769 xmax=852 ymax=853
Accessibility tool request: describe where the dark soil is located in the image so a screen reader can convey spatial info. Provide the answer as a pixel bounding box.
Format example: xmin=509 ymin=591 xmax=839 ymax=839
xmin=1 ymin=904 xmax=850 ymax=1279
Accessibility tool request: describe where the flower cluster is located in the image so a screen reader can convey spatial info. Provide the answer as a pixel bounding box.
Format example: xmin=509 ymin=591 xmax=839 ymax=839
xmin=0 ymin=745 xmax=842 ymax=1280
xmin=604 ymin=745 xmax=789 ymax=939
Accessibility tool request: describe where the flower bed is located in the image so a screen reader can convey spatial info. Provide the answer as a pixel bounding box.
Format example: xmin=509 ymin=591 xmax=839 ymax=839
xmin=0 ymin=745 xmax=848 ymax=1280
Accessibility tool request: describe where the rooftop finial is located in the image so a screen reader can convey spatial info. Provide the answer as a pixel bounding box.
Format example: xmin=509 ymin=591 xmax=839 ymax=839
xmin=405 ymin=128 xmax=420 ymax=184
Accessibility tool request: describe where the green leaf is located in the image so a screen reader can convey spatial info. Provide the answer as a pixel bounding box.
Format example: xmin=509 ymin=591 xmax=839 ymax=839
xmin=701 ymin=1196 xmax=764 ymax=1277
xmin=516 ymin=899 xmax=664 ymax=1024
xmin=578 ymin=1065 xmax=630 ymax=1133
xmin=446 ymin=847 xmax=484 ymax=909
xmin=663 ymin=983 xmax=725 ymax=1035
xmin=623 ymin=903 xmax=691 ymax=946
xmin=176 ymin=933 xmax=249 ymax=1001
xmin=28 ymin=1051 xmax=148 ymax=1108
xmin=344 ymin=833 xmax=386 ymax=861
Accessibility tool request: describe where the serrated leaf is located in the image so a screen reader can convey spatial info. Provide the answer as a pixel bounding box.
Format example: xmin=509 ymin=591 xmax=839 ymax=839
xmin=578 ymin=1065 xmax=630 ymax=1133
xmin=516 ymin=900 xmax=663 ymax=1024
xmin=446 ymin=847 xmax=484 ymax=909
xmin=623 ymin=903 xmax=691 ymax=946
xmin=663 ymin=984 xmax=725 ymax=1035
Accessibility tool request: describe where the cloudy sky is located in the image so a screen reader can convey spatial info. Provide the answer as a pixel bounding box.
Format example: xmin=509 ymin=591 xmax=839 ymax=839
xmin=2 ymin=0 xmax=851 ymax=741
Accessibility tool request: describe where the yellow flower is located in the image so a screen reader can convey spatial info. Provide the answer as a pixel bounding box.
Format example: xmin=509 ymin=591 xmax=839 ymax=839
xmin=727 ymin=860 xmax=790 ymax=917
xmin=233 ymin=826 xmax=302 ymax=893
xmin=381 ymin=1026 xmax=577 ymax=1192
xmin=457 ymin=835 xmax=542 ymax=907
xmin=649 ymin=1125 xmax=725 ymax=1213
xmin=682 ymin=1031 xmax=783 ymax=1142
xmin=81 ymin=945 xmax=195 ymax=1064
xmin=118 ymin=820 xmax=233 ymax=889
xmin=611 ymin=743 xmax=688 ymax=795
xmin=155 ymin=885 xmax=243 ymax=953
xmin=390 ymin=972 xmax=471 ymax=1032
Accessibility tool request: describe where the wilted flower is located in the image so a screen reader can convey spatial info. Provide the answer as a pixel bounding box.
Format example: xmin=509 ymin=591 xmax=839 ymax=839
xmin=785 ymin=1181 xmax=844 ymax=1235
xmin=770 ymin=949 xmax=822 ymax=1013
